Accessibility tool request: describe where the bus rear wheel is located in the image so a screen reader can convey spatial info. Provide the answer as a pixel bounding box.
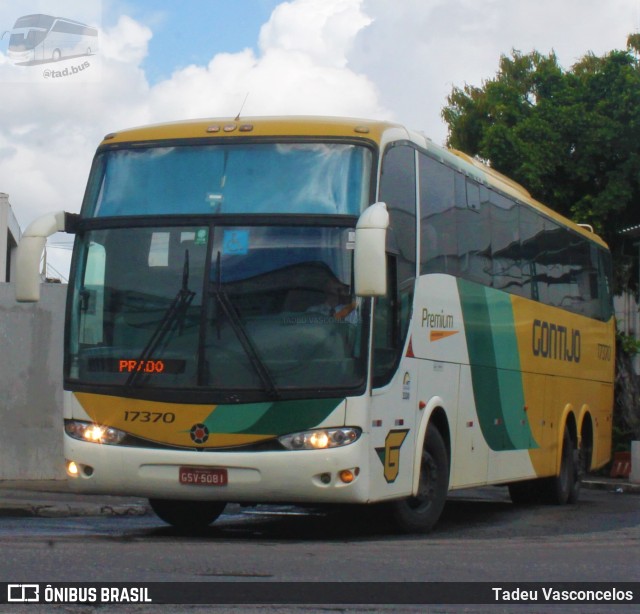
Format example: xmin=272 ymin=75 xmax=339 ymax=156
xmin=149 ymin=499 xmax=226 ymax=530
xmin=545 ymin=425 xmax=581 ymax=505
xmin=508 ymin=425 xmax=581 ymax=505
xmin=390 ymin=426 xmax=449 ymax=533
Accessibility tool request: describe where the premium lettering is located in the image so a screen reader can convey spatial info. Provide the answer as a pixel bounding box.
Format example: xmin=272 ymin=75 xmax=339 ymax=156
xmin=421 ymin=308 xmax=454 ymax=329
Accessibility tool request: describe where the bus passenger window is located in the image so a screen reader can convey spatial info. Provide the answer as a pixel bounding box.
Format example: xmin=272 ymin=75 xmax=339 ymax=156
xmin=490 ymin=191 xmax=521 ymax=293
xmin=458 ymin=180 xmax=491 ymax=287
xmin=419 ymin=153 xmax=458 ymax=276
xmin=520 ymin=207 xmax=547 ymax=302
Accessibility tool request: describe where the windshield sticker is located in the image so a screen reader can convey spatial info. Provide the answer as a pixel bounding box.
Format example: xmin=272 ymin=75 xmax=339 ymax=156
xmin=223 ymin=229 xmax=249 ymax=255
xmin=194 ymin=228 xmax=209 ymax=246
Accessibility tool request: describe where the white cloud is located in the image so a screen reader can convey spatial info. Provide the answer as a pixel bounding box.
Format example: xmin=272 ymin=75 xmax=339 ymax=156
xmin=259 ymin=0 xmax=373 ymax=67
xmin=350 ymin=0 xmax=639 ymax=142
xmin=101 ymin=15 xmax=152 ymax=64
xmin=1 ymin=0 xmax=638 ymax=280
xmin=146 ymin=0 xmax=385 ymax=121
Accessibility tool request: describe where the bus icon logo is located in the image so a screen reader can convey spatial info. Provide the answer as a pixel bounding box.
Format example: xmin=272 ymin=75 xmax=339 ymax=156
xmin=2 ymin=14 xmax=99 ymax=66
xmin=8 ymin=584 xmax=39 ymax=602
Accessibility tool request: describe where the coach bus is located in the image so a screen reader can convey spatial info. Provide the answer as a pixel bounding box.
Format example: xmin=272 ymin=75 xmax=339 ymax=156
xmin=15 ymin=117 xmax=615 ymax=532
xmin=5 ymin=14 xmax=97 ymax=64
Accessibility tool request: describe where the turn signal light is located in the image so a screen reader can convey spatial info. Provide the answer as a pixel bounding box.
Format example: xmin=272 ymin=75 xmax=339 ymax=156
xmin=339 ymin=467 xmax=360 ymax=483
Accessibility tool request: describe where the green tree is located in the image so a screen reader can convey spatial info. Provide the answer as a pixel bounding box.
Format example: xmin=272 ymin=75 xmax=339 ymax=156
xmin=442 ymin=35 xmax=640 ymax=293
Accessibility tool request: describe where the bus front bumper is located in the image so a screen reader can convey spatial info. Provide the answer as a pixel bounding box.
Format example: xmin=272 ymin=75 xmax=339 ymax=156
xmin=64 ymin=435 xmax=371 ymax=505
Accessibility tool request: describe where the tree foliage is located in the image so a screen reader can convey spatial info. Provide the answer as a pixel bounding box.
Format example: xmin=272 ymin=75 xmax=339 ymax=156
xmin=442 ymin=35 xmax=640 ymax=293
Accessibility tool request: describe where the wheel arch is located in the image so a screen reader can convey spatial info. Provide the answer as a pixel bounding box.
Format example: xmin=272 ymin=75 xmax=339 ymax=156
xmin=411 ymin=397 xmax=451 ymax=496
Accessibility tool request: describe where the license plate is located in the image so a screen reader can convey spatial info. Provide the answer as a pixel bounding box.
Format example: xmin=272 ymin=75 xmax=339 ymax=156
xmin=179 ymin=467 xmax=228 ymax=486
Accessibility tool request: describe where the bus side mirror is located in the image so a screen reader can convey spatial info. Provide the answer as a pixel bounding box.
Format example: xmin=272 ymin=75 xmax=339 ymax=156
xmin=354 ymin=202 xmax=389 ymax=297
xmin=15 ymin=211 xmax=68 ymax=302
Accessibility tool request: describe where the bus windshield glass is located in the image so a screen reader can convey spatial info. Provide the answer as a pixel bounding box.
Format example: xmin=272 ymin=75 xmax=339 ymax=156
xmin=67 ymin=224 xmax=367 ymax=398
xmin=87 ymin=143 xmax=372 ymax=217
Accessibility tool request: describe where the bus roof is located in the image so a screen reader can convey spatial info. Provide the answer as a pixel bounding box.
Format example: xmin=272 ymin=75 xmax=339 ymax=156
xmin=100 ymin=116 xmax=608 ymax=249
xmin=101 ymin=116 xmax=403 ymax=146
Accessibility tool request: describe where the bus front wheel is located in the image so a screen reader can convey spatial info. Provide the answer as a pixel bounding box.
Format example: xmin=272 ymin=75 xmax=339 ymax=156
xmin=149 ymin=498 xmax=226 ymax=530
xmin=390 ymin=426 xmax=449 ymax=533
xmin=52 ymin=49 xmax=61 ymax=61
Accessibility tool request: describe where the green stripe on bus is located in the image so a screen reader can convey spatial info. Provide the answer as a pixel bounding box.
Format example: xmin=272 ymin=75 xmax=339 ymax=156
xmin=458 ymin=279 xmax=537 ymax=451
xmin=204 ymin=398 xmax=344 ymax=436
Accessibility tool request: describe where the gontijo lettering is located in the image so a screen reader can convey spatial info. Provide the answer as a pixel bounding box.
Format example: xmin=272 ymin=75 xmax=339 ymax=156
xmin=532 ymin=319 xmax=581 ymax=363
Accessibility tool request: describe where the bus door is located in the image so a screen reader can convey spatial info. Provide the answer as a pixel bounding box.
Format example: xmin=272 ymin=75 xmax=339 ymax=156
xmin=368 ymin=142 xmax=419 ymax=498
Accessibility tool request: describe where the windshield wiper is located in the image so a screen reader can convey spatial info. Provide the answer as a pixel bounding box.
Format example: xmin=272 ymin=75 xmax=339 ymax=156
xmin=126 ymin=250 xmax=195 ymax=387
xmin=212 ymin=251 xmax=280 ymax=400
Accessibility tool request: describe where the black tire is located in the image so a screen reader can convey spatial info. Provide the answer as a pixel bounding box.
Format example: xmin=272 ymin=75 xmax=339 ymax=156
xmin=540 ymin=425 xmax=580 ymax=505
xmin=149 ymin=499 xmax=226 ymax=530
xmin=390 ymin=426 xmax=449 ymax=533
xmin=508 ymin=426 xmax=581 ymax=506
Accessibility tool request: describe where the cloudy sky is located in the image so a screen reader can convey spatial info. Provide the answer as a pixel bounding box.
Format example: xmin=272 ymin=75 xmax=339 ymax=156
xmin=0 ymin=0 xmax=638 ymax=278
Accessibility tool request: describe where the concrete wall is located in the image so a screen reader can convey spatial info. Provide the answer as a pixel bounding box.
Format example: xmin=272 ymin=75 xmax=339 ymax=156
xmin=0 ymin=282 xmax=67 ymax=479
xmin=0 ymin=193 xmax=22 ymax=283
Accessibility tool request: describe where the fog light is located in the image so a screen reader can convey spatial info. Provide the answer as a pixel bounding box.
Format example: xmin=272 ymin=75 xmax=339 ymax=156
xmin=320 ymin=473 xmax=331 ymax=484
xmin=66 ymin=460 xmax=79 ymax=477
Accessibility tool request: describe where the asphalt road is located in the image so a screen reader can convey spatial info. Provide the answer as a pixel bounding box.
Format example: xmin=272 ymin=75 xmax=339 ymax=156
xmin=0 ymin=486 xmax=638 ymax=613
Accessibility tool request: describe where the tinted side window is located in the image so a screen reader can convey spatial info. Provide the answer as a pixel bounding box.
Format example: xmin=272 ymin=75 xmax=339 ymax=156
xmin=520 ymin=206 xmax=547 ymax=302
xmin=490 ymin=190 xmax=520 ymax=293
xmin=417 ymin=151 xmax=612 ymax=322
xmin=458 ymin=181 xmax=491 ymax=286
xmin=419 ymin=154 xmax=458 ymax=276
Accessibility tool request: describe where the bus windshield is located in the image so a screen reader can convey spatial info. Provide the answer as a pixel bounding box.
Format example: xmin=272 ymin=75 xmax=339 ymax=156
xmin=87 ymin=143 xmax=372 ymax=217
xmin=67 ymin=224 xmax=367 ymax=400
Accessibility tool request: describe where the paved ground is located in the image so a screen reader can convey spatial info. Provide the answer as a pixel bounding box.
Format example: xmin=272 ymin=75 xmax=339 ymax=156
xmin=0 ymin=476 xmax=637 ymax=518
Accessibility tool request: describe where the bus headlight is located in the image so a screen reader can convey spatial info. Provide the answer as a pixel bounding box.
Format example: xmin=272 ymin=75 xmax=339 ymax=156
xmin=64 ymin=420 xmax=126 ymax=445
xmin=279 ymin=427 xmax=361 ymax=450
